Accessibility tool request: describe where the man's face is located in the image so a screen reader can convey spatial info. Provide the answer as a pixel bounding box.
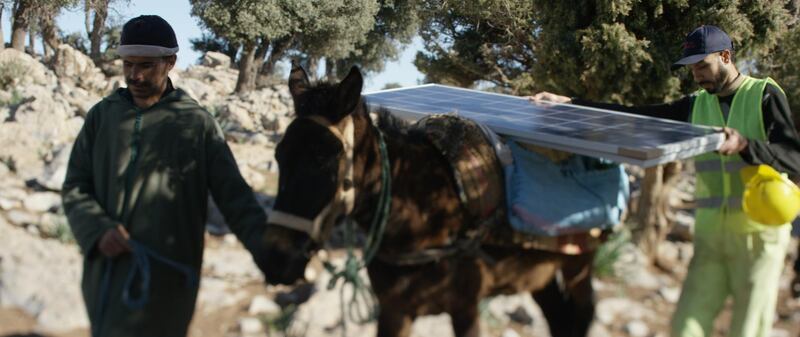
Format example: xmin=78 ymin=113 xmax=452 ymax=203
xmin=123 ymin=55 xmax=175 ymax=100
xmin=689 ymin=51 xmax=730 ymax=94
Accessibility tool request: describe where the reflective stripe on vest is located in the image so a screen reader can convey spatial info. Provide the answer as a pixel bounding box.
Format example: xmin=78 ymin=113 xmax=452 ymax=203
xmin=695 ymin=196 xmax=742 ymax=209
xmin=691 ymin=76 xmax=778 ymax=209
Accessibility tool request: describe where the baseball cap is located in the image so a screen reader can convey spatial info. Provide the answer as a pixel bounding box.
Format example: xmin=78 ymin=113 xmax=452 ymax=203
xmin=117 ymin=15 xmax=179 ymax=57
xmin=671 ymin=25 xmax=733 ymax=70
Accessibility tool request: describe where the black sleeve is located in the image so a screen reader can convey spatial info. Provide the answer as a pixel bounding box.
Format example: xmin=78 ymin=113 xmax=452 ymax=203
xmin=738 ymin=84 xmax=800 ymax=177
xmin=571 ymin=95 xmax=694 ymax=122
xmin=204 ymin=117 xmax=270 ymax=273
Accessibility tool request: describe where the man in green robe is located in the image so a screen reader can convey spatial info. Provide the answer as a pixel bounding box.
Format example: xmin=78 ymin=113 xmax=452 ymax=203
xmin=62 ymin=15 xmax=270 ymax=337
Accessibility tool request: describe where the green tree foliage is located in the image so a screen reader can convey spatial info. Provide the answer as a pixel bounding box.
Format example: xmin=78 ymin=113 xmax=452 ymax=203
xmin=191 ymin=0 xmax=415 ymax=92
xmin=190 ymin=0 xmax=299 ymax=92
xmin=331 ymin=0 xmax=420 ymax=79
xmin=416 ymin=0 xmax=790 ymax=104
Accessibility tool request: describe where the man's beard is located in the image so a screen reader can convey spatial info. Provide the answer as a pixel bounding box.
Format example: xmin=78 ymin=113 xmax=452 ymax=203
xmin=125 ymin=78 xmax=163 ymax=98
xmin=700 ymin=67 xmax=729 ymax=94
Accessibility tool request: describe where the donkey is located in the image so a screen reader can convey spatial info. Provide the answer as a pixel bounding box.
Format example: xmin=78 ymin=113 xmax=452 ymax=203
xmin=260 ymin=66 xmax=599 ymax=337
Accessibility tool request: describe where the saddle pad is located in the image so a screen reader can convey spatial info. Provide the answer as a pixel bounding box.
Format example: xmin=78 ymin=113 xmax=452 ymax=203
xmin=413 ymin=114 xmax=506 ymax=223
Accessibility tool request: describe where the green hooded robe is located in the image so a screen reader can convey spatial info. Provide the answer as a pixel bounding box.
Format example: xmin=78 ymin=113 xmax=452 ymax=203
xmin=62 ymin=84 xmax=268 ymax=337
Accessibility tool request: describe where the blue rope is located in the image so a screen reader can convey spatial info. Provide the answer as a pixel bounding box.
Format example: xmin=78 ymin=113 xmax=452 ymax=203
xmin=93 ymin=240 xmax=198 ymax=336
xmin=122 ymin=240 xmax=199 ymax=309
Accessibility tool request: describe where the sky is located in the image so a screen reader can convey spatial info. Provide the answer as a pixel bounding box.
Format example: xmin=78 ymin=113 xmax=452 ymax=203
xmin=2 ymin=0 xmax=424 ymax=91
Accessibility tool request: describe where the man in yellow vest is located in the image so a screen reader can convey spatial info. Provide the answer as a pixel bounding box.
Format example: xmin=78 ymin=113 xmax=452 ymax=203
xmin=531 ymin=25 xmax=800 ymax=337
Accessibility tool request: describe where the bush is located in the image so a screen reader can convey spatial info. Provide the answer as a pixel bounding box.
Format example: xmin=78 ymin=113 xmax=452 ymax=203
xmin=593 ymin=228 xmax=631 ymax=279
xmin=0 ymin=60 xmax=28 ymax=91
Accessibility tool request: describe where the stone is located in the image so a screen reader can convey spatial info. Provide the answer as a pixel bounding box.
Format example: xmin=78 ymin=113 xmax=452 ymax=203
xmin=7 ymin=210 xmax=38 ymax=227
xmin=0 ymin=49 xmax=57 ymax=88
xmin=0 ymin=196 xmax=20 ymax=210
xmin=659 ymin=286 xmax=681 ymax=303
xmin=624 ymin=320 xmax=649 ymax=337
xmin=22 ymin=192 xmax=61 ymax=213
xmin=501 ymin=328 xmax=521 ymax=337
xmin=238 ymin=317 xmax=263 ymax=334
xmin=202 ymin=52 xmax=231 ymax=68
xmin=52 ymin=44 xmax=106 ymax=93
xmin=248 ymin=295 xmax=280 ymax=316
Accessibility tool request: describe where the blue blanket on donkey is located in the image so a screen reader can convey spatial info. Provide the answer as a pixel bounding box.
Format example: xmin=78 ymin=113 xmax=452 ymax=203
xmin=505 ymin=141 xmax=630 ymax=236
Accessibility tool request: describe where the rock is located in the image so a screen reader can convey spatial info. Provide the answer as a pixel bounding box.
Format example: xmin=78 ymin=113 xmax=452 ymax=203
xmin=38 ymin=212 xmax=68 ymax=238
xmin=195 ymin=277 xmax=248 ymax=314
xmin=625 ymin=320 xmax=649 ymax=337
xmin=202 ymin=51 xmax=231 ymax=68
xmin=100 ymin=59 xmax=123 ymax=77
xmin=659 ymin=286 xmax=681 ymax=304
xmin=56 ymin=82 xmax=100 ymax=117
xmin=248 ymin=295 xmax=281 ymax=316
xmin=587 ymin=323 xmax=613 ymax=337
xmin=104 ymin=76 xmax=126 ymax=94
xmin=7 ymin=209 xmax=38 ymax=227
xmin=0 ymin=196 xmax=21 ymax=210
xmin=36 ymin=144 xmax=72 ymax=191
xmin=52 ymin=44 xmax=106 ymax=93
xmin=0 ymin=216 xmax=87 ymax=331
xmin=238 ymin=317 xmax=263 ymax=335
xmin=0 ymin=49 xmax=57 ymax=88
xmin=0 ymin=187 xmax=28 ymax=201
xmin=770 ymin=328 xmax=791 ymax=337
xmin=201 ymin=241 xmax=262 ymax=284
xmin=595 ymin=298 xmax=652 ymax=325
xmin=23 ymin=192 xmax=61 ymax=213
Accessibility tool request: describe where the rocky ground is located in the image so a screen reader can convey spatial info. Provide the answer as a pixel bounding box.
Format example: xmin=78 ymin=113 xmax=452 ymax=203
xmin=0 ymin=46 xmax=798 ymax=337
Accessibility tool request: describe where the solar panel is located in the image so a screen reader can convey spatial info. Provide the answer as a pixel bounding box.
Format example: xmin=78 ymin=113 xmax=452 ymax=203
xmin=364 ymin=84 xmax=724 ymax=168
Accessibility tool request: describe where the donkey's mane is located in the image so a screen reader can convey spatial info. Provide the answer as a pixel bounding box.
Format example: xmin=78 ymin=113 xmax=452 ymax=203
xmin=372 ymin=105 xmax=429 ymax=142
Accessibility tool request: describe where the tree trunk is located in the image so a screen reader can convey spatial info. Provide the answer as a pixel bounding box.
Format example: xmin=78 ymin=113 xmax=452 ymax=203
xmin=253 ymin=38 xmax=270 ymax=75
xmin=10 ymin=0 xmax=31 ymax=51
xmin=84 ymin=0 xmax=92 ymax=40
xmin=0 ymin=3 xmax=5 ymax=50
xmin=225 ymin=42 xmax=240 ymax=67
xmin=631 ymin=162 xmax=684 ymax=262
xmin=632 ymin=165 xmax=664 ymax=261
xmin=324 ymin=58 xmax=336 ymax=81
xmin=27 ymin=23 xmax=35 ymax=56
xmin=90 ymin=0 xmax=109 ymax=64
xmin=235 ymin=41 xmax=257 ymax=93
xmin=306 ymin=57 xmax=319 ymax=81
xmin=260 ymin=37 xmax=291 ymax=76
xmin=41 ymin=14 xmax=59 ymax=59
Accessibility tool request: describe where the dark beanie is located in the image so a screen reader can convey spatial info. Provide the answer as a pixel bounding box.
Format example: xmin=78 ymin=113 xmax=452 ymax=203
xmin=118 ymin=15 xmax=179 ymax=57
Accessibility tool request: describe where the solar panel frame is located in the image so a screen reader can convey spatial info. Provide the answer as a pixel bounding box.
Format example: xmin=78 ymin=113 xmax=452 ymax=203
xmin=364 ymin=84 xmax=724 ymax=168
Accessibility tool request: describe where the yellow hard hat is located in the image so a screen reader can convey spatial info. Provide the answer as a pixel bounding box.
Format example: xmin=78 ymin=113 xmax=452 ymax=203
xmin=741 ymin=165 xmax=800 ymax=225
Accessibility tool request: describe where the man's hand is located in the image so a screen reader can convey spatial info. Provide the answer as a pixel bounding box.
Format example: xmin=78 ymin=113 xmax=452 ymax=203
xmin=717 ymin=127 xmax=749 ymax=155
xmin=98 ymin=224 xmax=131 ymax=258
xmin=527 ymin=91 xmax=572 ymax=104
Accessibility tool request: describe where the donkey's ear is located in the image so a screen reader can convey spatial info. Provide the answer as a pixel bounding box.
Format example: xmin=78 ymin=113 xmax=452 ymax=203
xmin=288 ymin=65 xmax=310 ymax=98
xmin=336 ymin=66 xmax=363 ymax=117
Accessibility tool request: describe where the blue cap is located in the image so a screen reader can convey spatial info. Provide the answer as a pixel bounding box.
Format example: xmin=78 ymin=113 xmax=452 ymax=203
xmin=671 ymin=25 xmax=733 ymax=70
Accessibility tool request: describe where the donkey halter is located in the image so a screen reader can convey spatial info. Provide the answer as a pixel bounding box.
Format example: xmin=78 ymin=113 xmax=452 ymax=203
xmin=268 ymin=114 xmax=356 ymax=242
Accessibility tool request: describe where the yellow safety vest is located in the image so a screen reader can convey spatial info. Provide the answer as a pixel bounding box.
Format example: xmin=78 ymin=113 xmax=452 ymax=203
xmin=691 ymin=76 xmax=782 ymax=230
